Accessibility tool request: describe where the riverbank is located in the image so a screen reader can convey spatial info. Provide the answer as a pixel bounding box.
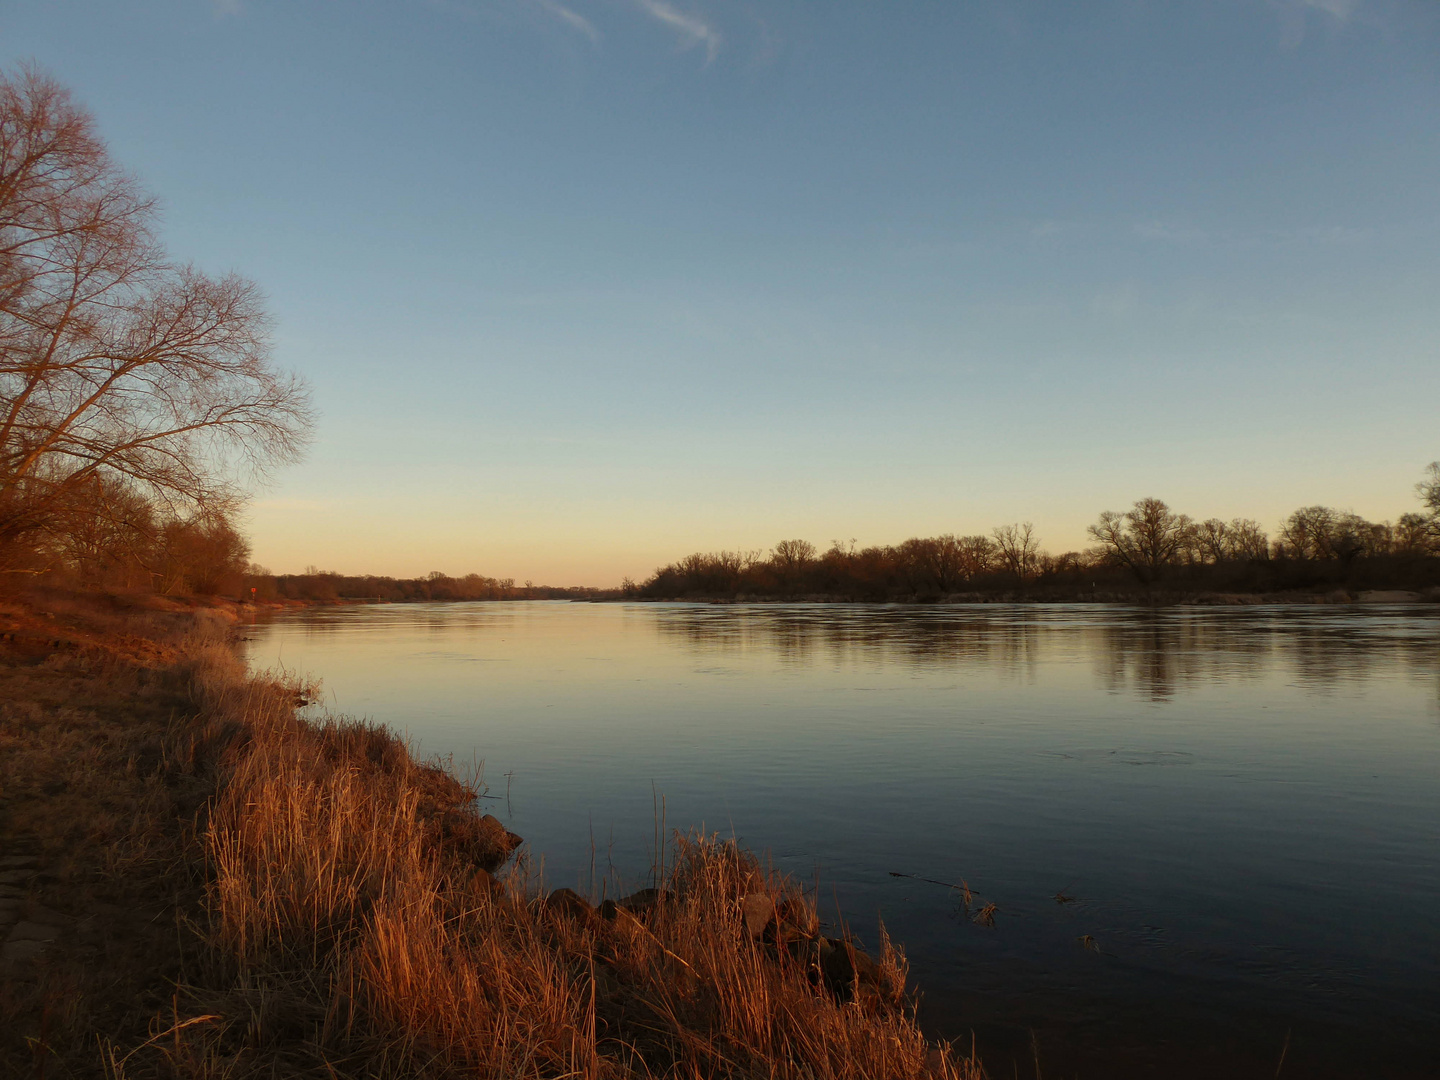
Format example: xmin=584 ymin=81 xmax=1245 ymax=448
xmin=0 ymin=586 xmax=977 ymax=1079
xmin=232 ymin=585 xmax=1440 ymax=610
xmin=628 ymin=587 xmax=1440 ymax=605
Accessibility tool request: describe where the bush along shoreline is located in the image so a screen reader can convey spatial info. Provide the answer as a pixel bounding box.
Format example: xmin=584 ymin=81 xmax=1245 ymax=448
xmin=0 ymin=588 xmax=979 ymax=1079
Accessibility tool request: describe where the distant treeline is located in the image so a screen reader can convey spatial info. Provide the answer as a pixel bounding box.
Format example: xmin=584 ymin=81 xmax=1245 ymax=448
xmin=634 ymin=465 xmax=1440 ymax=602
xmin=245 ymin=567 xmax=608 ymax=604
xmin=19 ymin=511 xmax=607 ymax=605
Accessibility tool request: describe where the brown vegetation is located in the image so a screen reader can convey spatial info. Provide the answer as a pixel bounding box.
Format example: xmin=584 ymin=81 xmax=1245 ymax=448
xmin=245 ymin=566 xmax=607 ymax=604
xmin=1 ymin=589 xmax=978 ymax=1079
xmin=0 ymin=66 xmax=311 ymax=585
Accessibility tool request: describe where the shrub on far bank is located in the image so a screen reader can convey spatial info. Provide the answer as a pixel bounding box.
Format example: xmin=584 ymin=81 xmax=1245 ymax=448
xmin=245 ymin=567 xmax=609 ymax=604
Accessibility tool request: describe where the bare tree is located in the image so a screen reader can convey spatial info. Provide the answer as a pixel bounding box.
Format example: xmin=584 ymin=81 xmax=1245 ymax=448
xmin=0 ymin=69 xmax=312 ymax=558
xmin=955 ymin=534 xmax=996 ymax=579
xmin=897 ymin=534 xmax=968 ymax=593
xmin=1276 ymin=506 xmax=1378 ymax=562
xmin=1396 ymin=512 xmax=1433 ymax=553
xmin=673 ymin=549 xmax=758 ymax=594
xmin=1195 ymin=518 xmax=1229 ymax=564
xmin=42 ymin=472 xmax=156 ymax=585
xmin=1195 ymin=517 xmax=1269 ymax=563
xmin=1087 ymin=498 xmax=1192 ymax=585
xmin=1225 ymin=518 xmax=1269 ymax=561
xmin=156 ymin=508 xmax=251 ymax=595
xmin=1418 ymin=461 xmax=1440 ymax=544
xmin=1276 ymin=506 xmax=1331 ymax=559
xmin=992 ymin=522 xmax=1040 ymax=581
xmin=771 ymin=538 xmax=817 ymax=573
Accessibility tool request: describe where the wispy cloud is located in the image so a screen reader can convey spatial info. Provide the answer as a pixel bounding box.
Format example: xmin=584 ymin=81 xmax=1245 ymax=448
xmin=1134 ymin=220 xmax=1209 ymax=245
xmin=1136 ymin=219 xmax=1380 ymax=247
xmin=749 ymin=15 xmax=781 ymax=67
xmin=1294 ymin=0 xmax=1359 ymax=18
xmin=1022 ymin=217 xmax=1382 ymax=250
xmin=423 ymin=0 xmax=599 ymax=46
xmin=531 ymin=0 xmax=600 ymax=44
xmin=1287 ymin=224 xmax=1377 ymax=244
xmin=1275 ymin=0 xmax=1361 ymax=48
xmin=632 ymin=0 xmax=722 ymax=63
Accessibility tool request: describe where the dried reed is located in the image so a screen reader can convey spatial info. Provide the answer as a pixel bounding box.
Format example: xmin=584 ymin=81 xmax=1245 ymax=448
xmin=195 ymin=651 xmax=985 ymax=1079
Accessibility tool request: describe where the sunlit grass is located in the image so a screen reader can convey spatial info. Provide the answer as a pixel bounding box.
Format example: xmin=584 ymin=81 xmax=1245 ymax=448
xmin=196 ymin=645 xmax=981 ymax=1078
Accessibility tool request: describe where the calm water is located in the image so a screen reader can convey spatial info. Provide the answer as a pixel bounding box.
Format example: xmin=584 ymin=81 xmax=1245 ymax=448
xmin=245 ymin=602 xmax=1440 ymax=1078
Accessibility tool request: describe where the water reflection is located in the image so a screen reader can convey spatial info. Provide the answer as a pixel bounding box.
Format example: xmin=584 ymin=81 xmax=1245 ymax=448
xmin=648 ymin=603 xmax=1440 ymax=704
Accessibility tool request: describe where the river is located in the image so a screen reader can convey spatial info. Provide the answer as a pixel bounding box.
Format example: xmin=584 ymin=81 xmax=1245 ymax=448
xmin=244 ymin=601 xmax=1440 ymax=1079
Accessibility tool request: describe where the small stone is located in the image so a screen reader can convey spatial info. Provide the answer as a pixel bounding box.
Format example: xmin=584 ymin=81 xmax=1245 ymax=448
xmin=455 ymin=814 xmax=522 ymax=873
xmin=618 ymin=887 xmax=662 ymax=912
xmin=478 ymin=817 xmax=524 ymax=869
xmin=545 ymin=888 xmax=597 ymax=922
xmin=468 ymin=867 xmax=495 ymax=896
xmin=821 ymin=938 xmax=886 ymax=1000
xmin=480 ymin=814 xmax=524 ymax=853
xmin=599 ymin=900 xmax=642 ymax=931
xmin=741 ymin=893 xmax=775 ymax=939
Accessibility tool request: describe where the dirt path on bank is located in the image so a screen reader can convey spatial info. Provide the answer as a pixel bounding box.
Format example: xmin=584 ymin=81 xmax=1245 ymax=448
xmin=0 ymin=594 xmax=218 ymax=1077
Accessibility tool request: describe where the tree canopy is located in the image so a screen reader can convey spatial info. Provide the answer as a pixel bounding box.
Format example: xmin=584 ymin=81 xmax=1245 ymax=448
xmin=0 ymin=68 xmax=312 ymax=564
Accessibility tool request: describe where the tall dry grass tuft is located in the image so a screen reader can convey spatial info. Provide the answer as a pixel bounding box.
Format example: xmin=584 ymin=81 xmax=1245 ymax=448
xmin=192 ymin=649 xmax=983 ymax=1079
xmin=352 ymin=888 xmax=598 ymax=1075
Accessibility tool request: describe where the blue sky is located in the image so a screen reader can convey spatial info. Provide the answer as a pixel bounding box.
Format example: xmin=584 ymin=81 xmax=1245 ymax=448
xmin=5 ymin=0 xmax=1438 ymax=583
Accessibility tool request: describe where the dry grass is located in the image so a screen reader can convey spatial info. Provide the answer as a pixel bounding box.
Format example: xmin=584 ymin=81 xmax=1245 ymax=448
xmin=3 ymin=589 xmax=984 ymax=1079
xmin=193 ymin=658 xmax=983 ymax=1079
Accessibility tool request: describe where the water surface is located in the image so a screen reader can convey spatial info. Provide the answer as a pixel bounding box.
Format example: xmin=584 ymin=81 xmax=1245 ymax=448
xmin=245 ymin=602 xmax=1440 ymax=1078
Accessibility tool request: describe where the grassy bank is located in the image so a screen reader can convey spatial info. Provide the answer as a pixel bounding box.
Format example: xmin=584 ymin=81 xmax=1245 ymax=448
xmin=1 ymin=588 xmax=979 ymax=1079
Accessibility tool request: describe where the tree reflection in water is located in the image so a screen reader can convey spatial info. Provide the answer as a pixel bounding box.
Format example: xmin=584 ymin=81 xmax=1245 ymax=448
xmin=649 ymin=602 xmax=1439 ymax=706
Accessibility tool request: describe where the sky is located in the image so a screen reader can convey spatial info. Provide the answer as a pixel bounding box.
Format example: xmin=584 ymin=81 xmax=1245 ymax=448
xmin=4 ymin=0 xmax=1438 ymax=585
